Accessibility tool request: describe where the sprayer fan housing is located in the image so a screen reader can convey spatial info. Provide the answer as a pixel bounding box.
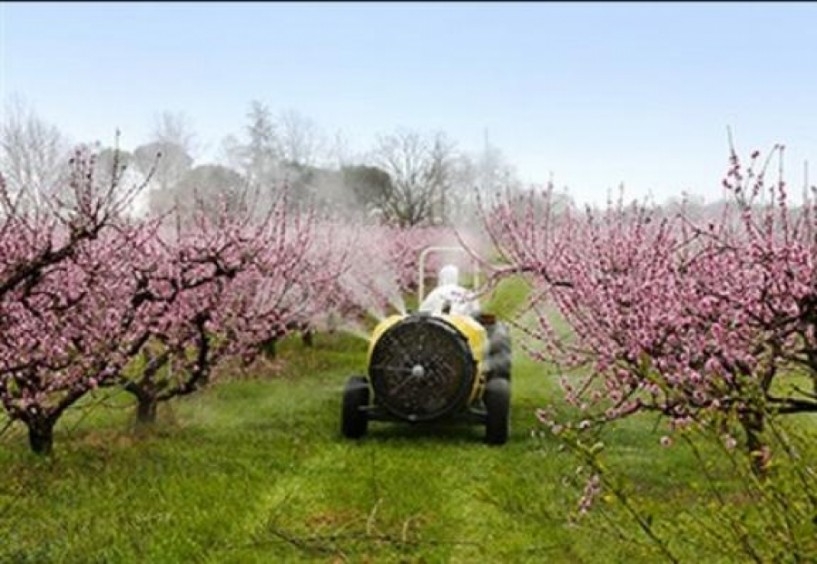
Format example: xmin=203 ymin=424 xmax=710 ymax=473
xmin=368 ymin=314 xmax=476 ymax=421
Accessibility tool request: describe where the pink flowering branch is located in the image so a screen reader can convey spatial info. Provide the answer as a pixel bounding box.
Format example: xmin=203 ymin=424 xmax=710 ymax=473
xmin=482 ymin=146 xmax=817 ymax=473
xmin=0 ymin=147 xmax=153 ymax=453
xmin=117 ymin=191 xmax=346 ymax=424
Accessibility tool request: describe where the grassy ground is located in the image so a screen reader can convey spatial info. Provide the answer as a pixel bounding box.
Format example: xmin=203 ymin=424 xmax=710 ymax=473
xmin=1 ymin=278 xmax=815 ymax=562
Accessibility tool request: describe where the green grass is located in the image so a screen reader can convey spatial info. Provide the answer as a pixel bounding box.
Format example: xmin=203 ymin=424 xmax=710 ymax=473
xmin=1 ymin=278 xmax=815 ymax=562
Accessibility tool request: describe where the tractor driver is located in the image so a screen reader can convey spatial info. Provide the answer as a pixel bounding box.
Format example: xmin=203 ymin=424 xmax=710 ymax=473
xmin=419 ymin=264 xmax=480 ymax=317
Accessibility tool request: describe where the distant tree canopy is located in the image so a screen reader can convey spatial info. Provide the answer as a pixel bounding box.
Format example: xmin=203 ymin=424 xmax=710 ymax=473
xmin=96 ymin=147 xmax=133 ymax=172
xmin=149 ymin=164 xmax=247 ymax=219
xmin=133 ymin=141 xmax=193 ymax=192
xmin=51 ymin=101 xmax=531 ymax=227
xmin=370 ymin=129 xmax=455 ymax=227
xmin=279 ymin=162 xmax=394 ymax=220
xmin=341 ymin=165 xmax=394 ymax=218
xmin=0 ymin=96 xmax=534 ymax=231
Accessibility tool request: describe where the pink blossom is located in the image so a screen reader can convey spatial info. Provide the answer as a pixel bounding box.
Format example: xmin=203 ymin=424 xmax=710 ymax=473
xmin=481 ymin=146 xmax=817 ymax=444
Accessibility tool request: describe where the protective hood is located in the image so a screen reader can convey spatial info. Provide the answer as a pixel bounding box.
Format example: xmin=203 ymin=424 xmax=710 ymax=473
xmin=438 ymin=264 xmax=460 ymax=287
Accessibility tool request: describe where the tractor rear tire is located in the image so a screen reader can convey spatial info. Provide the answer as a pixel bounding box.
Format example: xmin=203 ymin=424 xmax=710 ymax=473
xmin=342 ymin=376 xmax=370 ymax=439
xmin=487 ymin=321 xmax=512 ymax=381
xmin=484 ymin=377 xmax=510 ymax=445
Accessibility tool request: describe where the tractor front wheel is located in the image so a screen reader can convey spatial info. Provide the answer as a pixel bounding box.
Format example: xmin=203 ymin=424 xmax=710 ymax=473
xmin=342 ymin=375 xmax=370 ymax=439
xmin=484 ymin=378 xmax=510 ymax=445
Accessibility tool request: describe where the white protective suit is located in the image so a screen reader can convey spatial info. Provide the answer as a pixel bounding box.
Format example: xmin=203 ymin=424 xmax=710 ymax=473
xmin=419 ymin=264 xmax=480 ymax=317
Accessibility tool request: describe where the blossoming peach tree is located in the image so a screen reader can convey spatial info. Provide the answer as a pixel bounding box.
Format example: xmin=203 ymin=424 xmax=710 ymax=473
xmin=482 ymin=145 xmax=817 ymax=471
xmin=118 ymin=195 xmax=344 ymax=424
xmin=0 ymin=149 xmax=148 ymax=453
xmin=0 ymin=149 xmax=345 ymax=452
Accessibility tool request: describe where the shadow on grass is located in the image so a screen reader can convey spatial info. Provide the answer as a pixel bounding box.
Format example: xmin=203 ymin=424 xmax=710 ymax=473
xmin=341 ymin=420 xmax=510 ymax=447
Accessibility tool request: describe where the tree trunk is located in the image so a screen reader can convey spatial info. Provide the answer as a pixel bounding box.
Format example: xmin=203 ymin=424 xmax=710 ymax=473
xmin=136 ymin=394 xmax=158 ymax=425
xmin=740 ymin=410 xmax=768 ymax=478
xmin=27 ymin=419 xmax=54 ymax=455
xmin=302 ymin=328 xmax=314 ymax=348
xmin=261 ymin=338 xmax=277 ymax=359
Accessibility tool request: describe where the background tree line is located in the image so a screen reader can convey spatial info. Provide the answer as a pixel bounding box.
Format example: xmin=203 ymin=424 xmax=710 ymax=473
xmin=1 ymin=97 xmax=529 ymax=228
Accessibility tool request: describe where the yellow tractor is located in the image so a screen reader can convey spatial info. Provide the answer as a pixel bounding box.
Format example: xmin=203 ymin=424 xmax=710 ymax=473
xmin=341 ymin=247 xmax=511 ymax=445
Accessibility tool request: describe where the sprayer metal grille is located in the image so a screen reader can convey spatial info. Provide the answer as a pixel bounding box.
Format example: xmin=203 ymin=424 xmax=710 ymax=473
xmin=369 ymin=315 xmax=475 ymax=421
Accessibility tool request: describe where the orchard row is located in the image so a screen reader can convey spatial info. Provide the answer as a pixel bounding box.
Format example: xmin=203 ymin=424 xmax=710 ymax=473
xmin=0 ymin=149 xmax=467 ymax=454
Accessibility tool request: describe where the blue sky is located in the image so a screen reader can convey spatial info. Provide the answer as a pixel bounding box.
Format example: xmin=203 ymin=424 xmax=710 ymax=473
xmin=2 ymin=2 xmax=816 ymax=205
